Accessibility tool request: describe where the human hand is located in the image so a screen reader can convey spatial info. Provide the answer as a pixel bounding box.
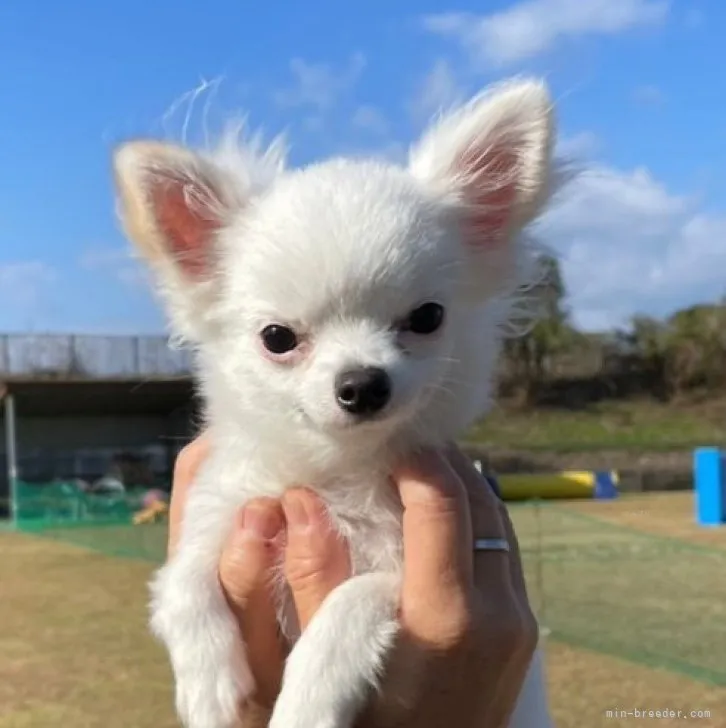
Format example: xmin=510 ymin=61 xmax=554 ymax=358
xmin=358 ymin=445 xmax=542 ymax=728
xmin=167 ymin=435 xmax=350 ymax=725
xmin=167 ymin=438 xmax=542 ymax=728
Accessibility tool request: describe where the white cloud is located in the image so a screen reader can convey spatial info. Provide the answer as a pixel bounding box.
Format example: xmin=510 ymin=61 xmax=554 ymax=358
xmin=0 ymin=261 xmax=56 ymax=306
xmin=409 ymin=59 xmax=466 ymax=122
xmin=273 ymin=53 xmax=367 ymax=112
xmin=351 ymin=105 xmax=389 ymax=136
xmin=302 ymin=114 xmax=325 ymax=133
xmin=80 ymin=247 xmax=127 ymax=268
xmin=367 ymin=141 xmax=408 ymax=165
xmin=557 ymin=131 xmax=601 ymax=159
xmin=0 ymin=261 xmax=58 ymax=330
xmin=80 ymin=246 xmax=147 ymax=289
xmin=333 ymin=138 xmax=408 ymax=167
xmin=422 ymin=0 xmax=669 ymax=67
xmin=539 ymin=162 xmax=726 ymax=331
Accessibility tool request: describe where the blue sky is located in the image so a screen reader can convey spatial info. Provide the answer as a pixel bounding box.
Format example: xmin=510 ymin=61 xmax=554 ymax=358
xmin=0 ymin=0 xmax=721 ymax=334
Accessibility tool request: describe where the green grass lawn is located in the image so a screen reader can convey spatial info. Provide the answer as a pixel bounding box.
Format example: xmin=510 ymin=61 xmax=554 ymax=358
xmin=27 ymin=521 xmax=167 ymax=562
xmin=512 ymin=499 xmax=726 ymax=685
xmin=22 ymin=496 xmax=726 ymax=683
xmin=3 ymin=492 xmax=725 ymax=728
xmin=465 ymin=397 xmax=726 ymax=451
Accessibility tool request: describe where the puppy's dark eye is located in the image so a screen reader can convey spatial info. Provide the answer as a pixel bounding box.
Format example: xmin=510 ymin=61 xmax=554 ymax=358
xmin=261 ymin=324 xmax=298 ymax=354
xmin=405 ymin=302 xmax=445 ymax=335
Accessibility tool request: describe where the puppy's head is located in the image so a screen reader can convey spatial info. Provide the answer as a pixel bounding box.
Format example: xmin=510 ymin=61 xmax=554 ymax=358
xmin=113 ymin=79 xmax=555 ymax=447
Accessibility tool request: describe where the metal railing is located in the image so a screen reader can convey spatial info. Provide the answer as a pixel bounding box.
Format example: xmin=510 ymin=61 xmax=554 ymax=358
xmin=0 ymin=334 xmax=192 ymax=380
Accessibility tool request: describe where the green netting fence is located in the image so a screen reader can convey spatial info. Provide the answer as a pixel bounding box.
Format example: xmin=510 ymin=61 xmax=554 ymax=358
xmin=12 ymin=479 xmax=154 ymax=526
xmin=6 ymin=482 xmax=726 ymax=687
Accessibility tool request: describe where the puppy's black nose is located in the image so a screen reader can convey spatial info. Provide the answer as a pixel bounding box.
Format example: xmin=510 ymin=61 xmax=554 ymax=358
xmin=335 ymin=367 xmax=391 ymax=416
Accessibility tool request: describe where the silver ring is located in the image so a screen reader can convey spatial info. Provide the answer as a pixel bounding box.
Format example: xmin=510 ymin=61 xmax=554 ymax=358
xmin=473 ymin=537 xmax=510 ymax=552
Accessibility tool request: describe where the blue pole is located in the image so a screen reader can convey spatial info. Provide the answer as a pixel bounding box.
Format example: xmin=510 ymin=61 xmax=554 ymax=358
xmin=694 ymin=447 xmax=726 ymax=526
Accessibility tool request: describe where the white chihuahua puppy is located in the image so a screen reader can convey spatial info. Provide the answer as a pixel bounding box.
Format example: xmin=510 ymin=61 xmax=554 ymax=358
xmin=112 ymin=78 xmax=556 ymax=728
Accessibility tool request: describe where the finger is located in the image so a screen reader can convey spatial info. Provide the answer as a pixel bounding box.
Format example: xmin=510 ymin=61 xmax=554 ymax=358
xmin=168 ymin=434 xmax=211 ymax=557
xmin=394 ymin=450 xmax=474 ymax=634
xmin=443 ymin=445 xmax=512 ymax=595
xmin=282 ymin=488 xmax=351 ymax=631
xmin=446 ymin=446 xmax=537 ymax=660
xmin=219 ymin=498 xmax=285 ymax=707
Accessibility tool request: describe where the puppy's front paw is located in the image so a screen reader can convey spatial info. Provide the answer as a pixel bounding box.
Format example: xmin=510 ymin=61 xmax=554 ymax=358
xmin=269 ymin=572 xmax=400 ymax=728
xmin=175 ymin=658 xmax=249 ymax=728
xmin=269 ymin=701 xmax=347 ymax=728
xmin=150 ymin=566 xmax=254 ymax=728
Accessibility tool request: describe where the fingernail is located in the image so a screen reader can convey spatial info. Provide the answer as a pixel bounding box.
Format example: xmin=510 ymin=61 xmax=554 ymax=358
xmin=396 ymin=448 xmax=459 ymax=497
xmin=241 ymin=503 xmax=282 ymax=540
xmin=282 ymin=490 xmax=312 ymax=531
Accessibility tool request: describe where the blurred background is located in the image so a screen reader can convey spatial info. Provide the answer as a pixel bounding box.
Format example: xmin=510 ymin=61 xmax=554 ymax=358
xmin=0 ymin=1 xmax=724 ymax=726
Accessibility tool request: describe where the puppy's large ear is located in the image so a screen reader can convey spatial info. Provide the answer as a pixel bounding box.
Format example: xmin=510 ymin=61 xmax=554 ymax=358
xmin=408 ymin=79 xmax=555 ymax=299
xmin=112 ymin=141 xmax=247 ymax=342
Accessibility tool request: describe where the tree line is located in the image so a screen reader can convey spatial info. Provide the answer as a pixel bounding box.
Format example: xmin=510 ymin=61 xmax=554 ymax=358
xmin=497 ymin=253 xmax=726 ymax=407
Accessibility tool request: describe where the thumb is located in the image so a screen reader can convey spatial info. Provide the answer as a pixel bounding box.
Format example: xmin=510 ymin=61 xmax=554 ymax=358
xmin=168 ymin=435 xmax=211 ymax=557
xmin=282 ymin=488 xmax=351 ymax=630
xmin=219 ymin=498 xmax=284 ymax=610
xmin=219 ymin=498 xmax=286 ymax=707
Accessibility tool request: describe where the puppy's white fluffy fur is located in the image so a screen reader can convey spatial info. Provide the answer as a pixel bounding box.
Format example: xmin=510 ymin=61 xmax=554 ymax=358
xmin=113 ymin=78 xmax=557 ymax=728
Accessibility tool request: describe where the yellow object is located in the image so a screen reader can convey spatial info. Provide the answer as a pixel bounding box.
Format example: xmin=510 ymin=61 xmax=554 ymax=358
xmin=496 ymin=471 xmax=615 ymax=501
xmin=133 ymin=500 xmax=169 ymax=525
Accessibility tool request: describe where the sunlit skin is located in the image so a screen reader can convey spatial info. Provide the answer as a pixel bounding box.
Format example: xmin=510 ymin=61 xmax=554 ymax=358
xmin=168 ymin=435 xmax=542 ymax=728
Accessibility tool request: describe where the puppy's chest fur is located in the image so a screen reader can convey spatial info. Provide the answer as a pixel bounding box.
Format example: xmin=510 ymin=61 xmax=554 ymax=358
xmin=201 ymin=444 xmax=405 ymax=641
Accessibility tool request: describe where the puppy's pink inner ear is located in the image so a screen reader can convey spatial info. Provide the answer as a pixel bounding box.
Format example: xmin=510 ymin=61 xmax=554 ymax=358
xmin=150 ymin=170 xmax=223 ymax=278
xmin=458 ymin=141 xmax=518 ymax=248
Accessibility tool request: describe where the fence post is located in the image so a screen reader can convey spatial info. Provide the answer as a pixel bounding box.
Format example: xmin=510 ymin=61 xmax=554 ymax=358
xmin=533 ymin=498 xmax=550 ymax=636
xmin=4 ymin=392 xmax=18 ymax=525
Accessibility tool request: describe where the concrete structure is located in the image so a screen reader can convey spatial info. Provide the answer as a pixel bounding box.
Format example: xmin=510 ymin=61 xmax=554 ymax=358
xmin=0 ymin=334 xmax=196 ymax=521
